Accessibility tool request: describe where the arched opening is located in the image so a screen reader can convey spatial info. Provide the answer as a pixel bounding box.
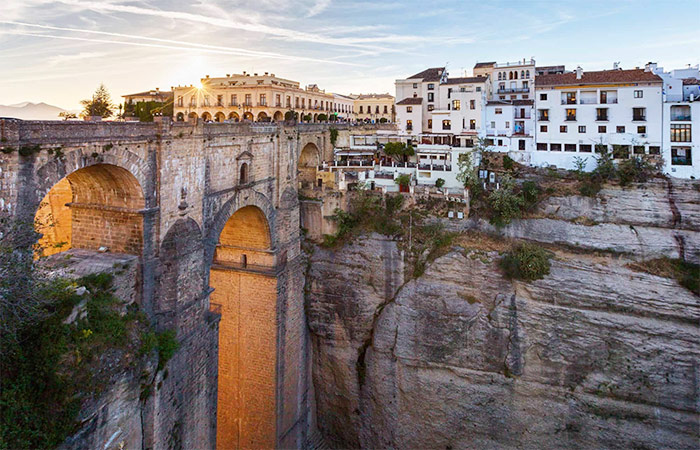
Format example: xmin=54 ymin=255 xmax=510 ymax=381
xmin=209 ymin=205 xmax=277 ymax=450
xmin=239 ymin=162 xmax=248 ymax=184
xmin=243 ymin=112 xmax=254 ymax=121
xmin=273 ymin=111 xmax=283 ymax=122
xmin=228 ymin=112 xmax=240 ymax=122
xmin=188 ymin=112 xmax=198 ymax=121
xmin=202 ymin=112 xmax=212 ymax=122
xmin=298 ymin=143 xmax=320 ymax=190
xmin=256 ymin=111 xmax=269 ymax=122
xmin=312 ymin=113 xmax=318 ymax=122
xmin=34 ymin=164 xmax=145 ymax=258
xmin=215 ymin=112 xmax=225 ymax=122
xmin=176 ymin=112 xmax=185 ymax=122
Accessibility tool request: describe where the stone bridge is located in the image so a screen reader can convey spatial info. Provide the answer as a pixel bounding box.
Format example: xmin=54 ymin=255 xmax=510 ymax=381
xmin=0 ymin=118 xmax=366 ymax=449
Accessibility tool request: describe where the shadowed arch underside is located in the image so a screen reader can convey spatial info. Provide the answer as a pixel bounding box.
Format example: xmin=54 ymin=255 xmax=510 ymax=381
xmin=209 ymin=205 xmax=278 ymax=449
xmin=35 ymin=163 xmax=145 ymax=257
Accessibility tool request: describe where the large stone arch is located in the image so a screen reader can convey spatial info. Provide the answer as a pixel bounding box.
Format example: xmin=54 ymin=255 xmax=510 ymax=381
xmin=205 ymin=189 xmax=276 ymax=267
xmin=35 ymin=147 xmax=152 ymax=209
xmin=156 ymin=217 xmax=204 ymax=328
xmin=207 ymin=195 xmax=278 ymax=449
xmin=298 ymin=142 xmax=320 ymax=188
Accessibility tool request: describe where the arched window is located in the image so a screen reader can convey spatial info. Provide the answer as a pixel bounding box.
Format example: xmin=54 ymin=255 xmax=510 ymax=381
xmin=509 ymin=72 xmax=513 ymax=80
xmin=521 ymin=70 xmax=525 ymax=79
xmin=240 ymin=162 xmax=248 ymax=184
xmin=241 ymin=254 xmax=247 ymax=268
xmin=498 ymin=72 xmax=502 ymax=80
xmin=526 ymin=70 xmax=530 ymax=79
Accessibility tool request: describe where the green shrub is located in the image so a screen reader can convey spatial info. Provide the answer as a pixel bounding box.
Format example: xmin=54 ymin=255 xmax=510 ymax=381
xmin=617 ymin=157 xmax=659 ymax=186
xmin=502 ymin=154 xmax=514 ymax=171
xmin=329 ymin=127 xmax=338 ymax=146
xmin=156 ymin=330 xmax=179 ymax=370
xmin=579 ymin=177 xmax=602 ymax=197
xmin=628 ymin=257 xmax=699 ymax=295
xmin=488 ymin=178 xmax=524 ymax=227
xmin=435 ymin=178 xmax=445 ymax=189
xmin=395 ymin=174 xmax=411 ymax=188
xmin=521 ymin=181 xmax=541 ymax=208
xmin=500 ymin=242 xmax=551 ymax=281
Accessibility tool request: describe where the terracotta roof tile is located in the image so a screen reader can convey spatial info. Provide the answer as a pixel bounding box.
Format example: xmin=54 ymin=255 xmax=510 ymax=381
xmin=406 ymin=67 xmax=445 ymax=82
xmin=683 ymin=78 xmax=700 ymax=85
xmin=396 ymin=97 xmax=423 ymax=105
xmin=444 ymin=76 xmax=487 ymax=85
xmin=535 ymin=68 xmax=662 ymax=87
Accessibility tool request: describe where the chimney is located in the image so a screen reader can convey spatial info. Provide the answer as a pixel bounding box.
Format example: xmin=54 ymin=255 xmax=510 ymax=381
xmin=575 ymin=66 xmax=583 ymax=80
xmin=613 ymin=62 xmax=620 ymax=70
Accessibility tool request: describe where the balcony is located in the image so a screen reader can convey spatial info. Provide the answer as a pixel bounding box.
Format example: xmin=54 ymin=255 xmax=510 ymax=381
xmin=632 ymin=114 xmax=646 ymax=122
xmin=561 ymin=99 xmax=577 ymax=105
xmin=537 ymin=115 xmax=549 ymax=121
xmin=596 ymin=115 xmax=609 ymax=122
xmin=497 ymin=87 xmax=530 ymax=94
xmin=671 ymin=114 xmax=692 ymax=121
xmin=565 ymin=115 xmax=577 ymax=121
xmin=514 ymin=112 xmax=531 ymax=119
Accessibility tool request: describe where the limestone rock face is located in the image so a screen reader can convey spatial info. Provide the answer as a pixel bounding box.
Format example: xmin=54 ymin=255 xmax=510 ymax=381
xmin=307 ymin=234 xmax=404 ymax=447
xmin=308 ymin=238 xmax=700 ymax=449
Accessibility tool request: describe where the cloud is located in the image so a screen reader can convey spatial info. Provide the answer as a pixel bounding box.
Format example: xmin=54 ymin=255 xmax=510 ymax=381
xmin=0 ymin=21 xmax=362 ymax=66
xmin=306 ymin=0 xmax=331 ymax=17
xmin=47 ymin=51 xmax=105 ymax=65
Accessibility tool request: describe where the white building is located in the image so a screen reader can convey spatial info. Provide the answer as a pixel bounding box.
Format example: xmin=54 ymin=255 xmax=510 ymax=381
xmin=395 ymin=67 xmax=447 ymax=135
xmin=650 ymin=63 xmax=699 ymax=179
xmin=533 ymin=66 xmax=664 ymax=171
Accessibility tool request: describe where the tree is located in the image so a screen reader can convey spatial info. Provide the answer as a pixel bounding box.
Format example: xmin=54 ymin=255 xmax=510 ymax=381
xmin=80 ymin=84 xmax=115 ymax=118
xmin=58 ymin=112 xmax=77 ymax=120
xmin=395 ymin=173 xmax=411 ymax=188
xmin=317 ymin=113 xmax=328 ymax=122
xmin=435 ymin=178 xmax=445 ymax=189
xmin=383 ymin=141 xmax=415 ymax=162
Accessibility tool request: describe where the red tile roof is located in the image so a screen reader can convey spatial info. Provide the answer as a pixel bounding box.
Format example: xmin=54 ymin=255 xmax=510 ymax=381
xmin=406 ymin=67 xmax=445 ymax=82
xmin=683 ymin=78 xmax=700 ymax=85
xmin=536 ymin=68 xmax=662 ymax=87
xmin=444 ymin=76 xmax=487 ymax=85
xmin=474 ymin=62 xmax=496 ymax=68
xmin=396 ymin=97 xmax=423 ymax=105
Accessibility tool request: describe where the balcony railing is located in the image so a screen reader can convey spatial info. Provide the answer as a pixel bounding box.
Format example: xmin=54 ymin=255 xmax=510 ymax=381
xmin=515 ymin=113 xmax=531 ymax=119
xmin=596 ymin=115 xmax=609 ymax=121
xmin=561 ymin=99 xmax=577 ymax=105
xmin=565 ymin=115 xmax=577 ymax=121
xmin=331 ymin=160 xmax=374 ymax=167
xmin=497 ymin=87 xmax=530 ymax=94
xmin=632 ymin=115 xmax=646 ymax=121
xmin=537 ymin=115 xmax=549 ymax=121
xmin=671 ymin=115 xmax=692 ymax=121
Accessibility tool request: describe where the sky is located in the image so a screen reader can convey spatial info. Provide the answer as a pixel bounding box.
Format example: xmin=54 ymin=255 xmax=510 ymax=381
xmin=0 ymin=0 xmax=699 ymax=110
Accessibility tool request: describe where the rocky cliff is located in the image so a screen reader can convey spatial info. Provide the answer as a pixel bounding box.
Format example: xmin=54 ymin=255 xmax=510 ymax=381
xmin=306 ymin=182 xmax=700 ymax=449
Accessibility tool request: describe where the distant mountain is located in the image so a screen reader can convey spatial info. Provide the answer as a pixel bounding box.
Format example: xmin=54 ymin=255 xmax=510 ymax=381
xmin=0 ymin=102 xmax=74 ymax=120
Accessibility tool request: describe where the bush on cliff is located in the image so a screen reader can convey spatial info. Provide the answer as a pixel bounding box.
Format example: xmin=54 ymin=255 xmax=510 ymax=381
xmin=500 ymin=242 xmax=551 ymax=281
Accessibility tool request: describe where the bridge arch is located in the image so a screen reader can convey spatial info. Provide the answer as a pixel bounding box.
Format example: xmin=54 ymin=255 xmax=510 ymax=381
xmin=34 ymin=163 xmax=145 ymax=257
xmin=207 ymin=197 xmax=278 ymax=449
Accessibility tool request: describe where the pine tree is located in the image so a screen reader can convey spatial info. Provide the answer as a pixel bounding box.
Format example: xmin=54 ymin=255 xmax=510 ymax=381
xmin=80 ymin=84 xmax=115 ymax=118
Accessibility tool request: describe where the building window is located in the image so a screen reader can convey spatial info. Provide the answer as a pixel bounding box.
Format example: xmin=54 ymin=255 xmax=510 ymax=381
xmin=470 ymin=119 xmax=476 ymax=130
xmin=634 ymin=90 xmax=643 ymax=98
xmin=540 ymin=125 xmax=548 ymax=132
xmin=580 ymin=144 xmax=592 ymax=152
xmin=598 ymin=125 xmax=607 ymax=133
xmin=498 ymin=73 xmax=502 ymax=80
xmin=537 ymin=143 xmax=547 ymax=151
xmin=427 ymin=105 xmax=434 ymax=111
xmin=217 ymin=95 xmax=223 ymax=106
xmin=497 ymin=139 xmax=503 ymax=146
xmin=245 ymin=94 xmax=251 ymax=106
xmin=231 ymin=94 xmax=238 ymax=106
xmin=428 ymin=93 xmax=434 ymax=102
xmin=613 ymin=145 xmax=630 ymax=159
xmin=649 ymin=146 xmax=660 ymax=155
xmin=540 ymin=93 xmax=547 ymax=101
xmin=595 ymin=144 xmax=608 ymax=154
xmin=375 ymin=105 xmax=380 ymax=113
xmin=203 ymin=95 xmax=210 ymax=106
xmin=495 ymin=108 xmax=502 ymax=114
xmin=671 ymin=124 xmax=691 ymax=142
xmin=406 ymin=106 xmax=412 ymax=113
xmin=442 ymin=120 xmax=451 ymax=130
xmin=427 ymin=83 xmax=434 ymax=90
xmin=359 ymin=106 xmax=364 ymax=113
xmin=412 ymin=83 xmax=418 ymax=88
xmin=538 ymin=109 xmax=549 ymax=121
xmin=637 ymin=126 xmax=646 ymax=134
xmin=578 ymin=126 xmax=586 ymax=133
xmin=384 ymin=105 xmax=388 ymax=113
xmin=189 ymin=97 xmax=197 ymax=107
xmin=470 ymin=100 xmax=475 ymax=110
xmin=406 ymin=120 xmax=413 ymax=131
xmin=566 ymin=109 xmax=576 ymax=121
xmin=564 ymin=92 xmax=577 ymax=104
xmin=560 ymin=125 xmax=567 ymax=133
xmin=490 ymin=121 xmax=495 ymax=128
xmin=519 ymin=140 xmax=526 ymax=150
xmin=476 ymin=86 xmax=481 ymax=92
xmin=259 ymin=94 xmax=266 ymax=106
xmin=551 ymin=143 xmax=561 ymax=151
xmin=427 ymin=119 xmax=432 ymax=129
xmin=671 ymin=147 xmax=692 ymax=165
xmin=565 ymin=144 xmax=576 ymax=152
xmin=239 ymin=162 xmax=249 ymax=184
xmin=633 ymin=145 xmax=645 ymax=155
xmin=596 ymin=108 xmax=609 ymax=121
xmin=452 ymin=100 xmax=461 ymax=110
xmin=633 ymin=107 xmax=646 ymax=121
xmin=617 ymin=126 xmax=625 ymax=133
xmin=505 ymin=121 xmax=510 ymax=128
xmin=177 ymin=96 xmax=183 ymax=107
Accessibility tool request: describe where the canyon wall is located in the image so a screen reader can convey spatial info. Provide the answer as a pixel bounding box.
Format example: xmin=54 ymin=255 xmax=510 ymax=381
xmin=306 ymin=181 xmax=700 ymax=449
